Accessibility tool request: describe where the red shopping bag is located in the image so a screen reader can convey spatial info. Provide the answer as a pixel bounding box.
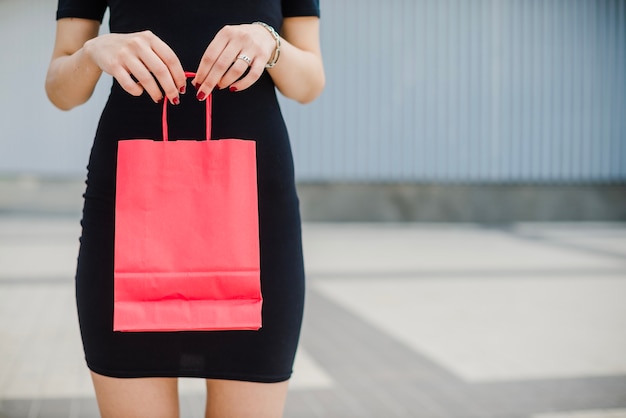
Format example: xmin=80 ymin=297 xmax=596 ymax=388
xmin=113 ymin=72 xmax=261 ymax=332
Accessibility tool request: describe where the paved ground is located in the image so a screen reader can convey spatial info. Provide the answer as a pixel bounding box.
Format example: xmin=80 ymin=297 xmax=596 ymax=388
xmin=1 ymin=213 xmax=625 ymax=417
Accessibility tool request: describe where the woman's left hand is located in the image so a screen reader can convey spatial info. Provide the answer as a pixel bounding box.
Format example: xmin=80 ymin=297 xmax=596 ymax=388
xmin=192 ymin=24 xmax=276 ymax=99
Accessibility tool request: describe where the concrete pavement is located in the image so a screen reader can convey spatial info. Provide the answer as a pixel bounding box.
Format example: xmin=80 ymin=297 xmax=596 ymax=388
xmin=1 ymin=215 xmax=625 ymax=417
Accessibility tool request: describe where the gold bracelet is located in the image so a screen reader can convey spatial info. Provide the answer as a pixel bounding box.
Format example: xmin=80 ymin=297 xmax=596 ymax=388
xmin=253 ymin=21 xmax=281 ymax=68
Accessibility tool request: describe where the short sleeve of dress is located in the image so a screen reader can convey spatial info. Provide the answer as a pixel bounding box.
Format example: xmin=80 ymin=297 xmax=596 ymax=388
xmin=282 ymin=0 xmax=320 ymax=18
xmin=56 ymin=0 xmax=107 ymax=22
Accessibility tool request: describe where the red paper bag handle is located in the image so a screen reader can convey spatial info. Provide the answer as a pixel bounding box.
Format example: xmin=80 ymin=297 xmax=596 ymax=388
xmin=162 ymin=72 xmax=212 ymax=141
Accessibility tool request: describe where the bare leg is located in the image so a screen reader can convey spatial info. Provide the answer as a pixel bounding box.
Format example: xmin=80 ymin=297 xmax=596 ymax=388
xmin=91 ymin=371 xmax=180 ymax=418
xmin=205 ymin=379 xmax=289 ymax=418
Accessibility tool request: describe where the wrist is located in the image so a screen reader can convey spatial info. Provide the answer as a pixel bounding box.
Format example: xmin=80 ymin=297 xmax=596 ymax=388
xmin=81 ymin=38 xmax=104 ymax=76
xmin=81 ymin=39 xmax=98 ymax=68
xmin=253 ymin=22 xmax=281 ymax=68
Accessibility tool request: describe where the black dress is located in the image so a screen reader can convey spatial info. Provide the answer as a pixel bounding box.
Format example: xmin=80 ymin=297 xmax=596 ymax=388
xmin=56 ymin=0 xmax=319 ymax=383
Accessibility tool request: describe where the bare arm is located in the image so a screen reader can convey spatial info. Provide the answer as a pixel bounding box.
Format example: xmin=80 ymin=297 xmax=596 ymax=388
xmin=48 ymin=16 xmax=323 ymax=110
xmin=46 ymin=18 xmax=186 ymax=111
xmin=192 ymin=16 xmax=325 ymax=105
xmin=45 ymin=18 xmax=103 ymax=111
xmin=269 ymin=16 xmax=325 ymax=104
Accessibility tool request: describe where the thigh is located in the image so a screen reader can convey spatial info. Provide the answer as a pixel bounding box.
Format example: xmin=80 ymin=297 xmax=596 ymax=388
xmin=91 ymin=372 xmax=180 ymax=418
xmin=205 ymin=379 xmax=289 ymax=418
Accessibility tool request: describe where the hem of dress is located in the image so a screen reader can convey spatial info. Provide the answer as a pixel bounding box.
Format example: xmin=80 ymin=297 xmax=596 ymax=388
xmin=86 ymin=363 xmax=292 ymax=383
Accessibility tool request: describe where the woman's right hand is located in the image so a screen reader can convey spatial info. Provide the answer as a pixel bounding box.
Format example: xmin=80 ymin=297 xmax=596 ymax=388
xmin=83 ymin=31 xmax=187 ymax=104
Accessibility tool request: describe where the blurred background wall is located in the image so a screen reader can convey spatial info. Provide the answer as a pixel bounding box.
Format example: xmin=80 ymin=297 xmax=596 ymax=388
xmin=0 ymin=0 xmax=625 ymax=221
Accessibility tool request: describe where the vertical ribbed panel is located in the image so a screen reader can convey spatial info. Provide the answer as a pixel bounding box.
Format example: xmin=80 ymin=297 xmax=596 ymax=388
xmin=0 ymin=0 xmax=623 ymax=181
xmin=0 ymin=0 xmax=111 ymax=175
xmin=280 ymin=0 xmax=626 ymax=182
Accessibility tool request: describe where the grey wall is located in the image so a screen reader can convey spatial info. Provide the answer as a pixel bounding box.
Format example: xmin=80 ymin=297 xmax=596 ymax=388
xmin=0 ymin=0 xmax=110 ymax=175
xmin=1 ymin=0 xmax=625 ymax=182
xmin=281 ymin=0 xmax=626 ymax=182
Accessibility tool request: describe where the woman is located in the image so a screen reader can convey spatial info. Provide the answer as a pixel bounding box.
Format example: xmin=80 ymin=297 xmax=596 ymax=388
xmin=45 ymin=0 xmax=324 ymax=416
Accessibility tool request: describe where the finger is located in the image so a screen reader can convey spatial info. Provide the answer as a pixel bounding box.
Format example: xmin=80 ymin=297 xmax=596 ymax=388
xmin=192 ymin=31 xmax=230 ymax=95
xmin=228 ymin=59 xmax=265 ymax=92
xmin=217 ymin=56 xmax=251 ymax=89
xmin=125 ymin=59 xmax=163 ymax=102
xmin=203 ymin=42 xmax=243 ymax=92
xmin=194 ymin=45 xmax=238 ymax=100
xmin=148 ymin=35 xmax=187 ymax=94
xmin=112 ymin=67 xmax=145 ymax=97
xmin=137 ymin=49 xmax=179 ymax=103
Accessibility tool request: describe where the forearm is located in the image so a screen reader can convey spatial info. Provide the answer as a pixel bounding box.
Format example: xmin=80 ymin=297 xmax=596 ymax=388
xmin=46 ymin=44 xmax=103 ymax=111
xmin=268 ymin=39 xmax=325 ymax=104
xmin=258 ymin=17 xmax=324 ymax=104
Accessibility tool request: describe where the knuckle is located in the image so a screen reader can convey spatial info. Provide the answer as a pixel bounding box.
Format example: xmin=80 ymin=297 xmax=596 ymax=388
xmin=221 ymin=25 xmax=234 ymax=35
xmin=122 ymin=81 xmax=142 ymax=96
xmin=161 ymin=54 xmax=178 ymax=67
xmin=142 ymin=85 xmax=159 ymax=96
xmin=117 ymin=48 xmax=132 ymax=61
xmin=112 ymin=68 xmax=128 ymax=79
xmin=127 ymin=36 xmax=144 ymax=50
xmin=152 ymin=66 xmax=169 ymax=79
xmin=192 ymin=74 xmax=204 ymax=86
xmin=176 ymin=71 xmax=187 ymax=82
xmin=129 ymin=31 xmax=153 ymax=46
xmin=239 ymin=31 xmax=252 ymax=43
xmin=200 ymin=53 xmax=216 ymax=65
xmin=206 ymin=76 xmax=219 ymax=87
xmin=135 ymin=76 xmax=152 ymax=87
xmin=108 ymin=57 xmax=123 ymax=70
xmin=213 ymin=60 xmax=229 ymax=73
xmin=249 ymin=67 xmax=263 ymax=79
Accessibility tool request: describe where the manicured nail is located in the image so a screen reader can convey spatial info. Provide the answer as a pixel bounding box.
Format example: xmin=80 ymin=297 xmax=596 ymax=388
xmin=196 ymin=91 xmax=206 ymax=101
xmin=229 ymin=86 xmax=238 ymax=92
xmin=179 ymin=85 xmax=186 ymax=94
xmin=194 ymin=83 xmax=201 ymax=90
xmin=157 ymin=97 xmax=164 ymax=104
xmin=172 ymin=97 xmax=180 ymax=105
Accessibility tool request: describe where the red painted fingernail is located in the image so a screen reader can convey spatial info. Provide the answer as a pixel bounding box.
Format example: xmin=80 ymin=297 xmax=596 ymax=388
xmin=196 ymin=91 xmax=206 ymax=101
xmin=157 ymin=97 xmax=164 ymax=104
xmin=194 ymin=83 xmax=201 ymax=90
xmin=229 ymin=86 xmax=238 ymax=92
xmin=172 ymin=97 xmax=180 ymax=105
xmin=179 ymin=85 xmax=186 ymax=94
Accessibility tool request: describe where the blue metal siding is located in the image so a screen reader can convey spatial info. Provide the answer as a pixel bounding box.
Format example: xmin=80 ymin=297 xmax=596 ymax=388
xmin=279 ymin=0 xmax=626 ymax=182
